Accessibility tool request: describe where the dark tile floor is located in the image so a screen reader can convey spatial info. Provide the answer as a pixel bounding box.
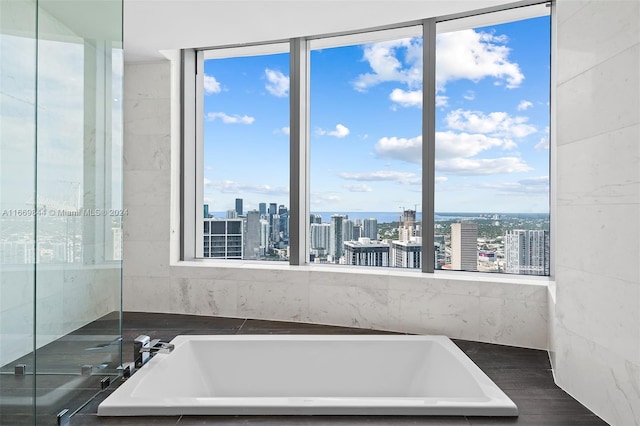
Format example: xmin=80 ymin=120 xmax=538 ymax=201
xmin=1 ymin=312 xmax=608 ymax=425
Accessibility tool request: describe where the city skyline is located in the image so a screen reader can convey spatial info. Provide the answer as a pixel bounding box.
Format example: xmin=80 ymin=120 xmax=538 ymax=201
xmin=203 ymin=14 xmax=550 ymax=214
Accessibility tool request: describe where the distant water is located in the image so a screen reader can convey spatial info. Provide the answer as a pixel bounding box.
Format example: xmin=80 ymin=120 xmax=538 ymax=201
xmin=211 ymin=211 xmax=548 ymax=224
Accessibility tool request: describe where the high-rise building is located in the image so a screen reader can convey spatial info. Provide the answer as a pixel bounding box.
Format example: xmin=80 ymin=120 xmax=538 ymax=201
xmin=244 ymin=210 xmax=262 ymax=259
xmin=226 ymin=209 xmax=238 ymax=219
xmin=310 ymin=213 xmax=322 ymax=224
xmin=269 ymin=203 xmax=278 ymax=215
xmin=203 ymin=218 xmax=243 ymax=259
xmin=403 ymin=209 xmax=416 ymax=227
xmin=391 ymin=239 xmax=421 ymax=269
xmin=343 ymin=219 xmax=354 ymax=243
xmin=344 ymin=238 xmax=390 ymax=267
xmin=259 ymin=219 xmax=269 ymax=255
xmin=504 ymin=229 xmax=550 ymax=275
xmin=362 ymin=218 xmax=378 ymax=240
xmin=271 ymin=213 xmax=280 ymax=242
xmin=451 ymin=222 xmax=477 ymax=271
xmin=235 ymin=198 xmax=243 ymax=216
xmin=310 ymin=223 xmax=331 ymax=253
xmin=353 ymin=224 xmax=362 ymax=241
xmin=258 ymin=202 xmax=267 ymax=216
xmin=329 ymin=214 xmax=345 ymax=261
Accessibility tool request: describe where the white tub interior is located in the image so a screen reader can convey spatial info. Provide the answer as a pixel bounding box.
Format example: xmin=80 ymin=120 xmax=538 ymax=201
xmin=98 ymin=335 xmax=518 ymax=416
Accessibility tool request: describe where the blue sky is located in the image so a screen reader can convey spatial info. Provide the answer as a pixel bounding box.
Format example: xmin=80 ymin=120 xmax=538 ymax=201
xmin=203 ymin=15 xmax=550 ymax=215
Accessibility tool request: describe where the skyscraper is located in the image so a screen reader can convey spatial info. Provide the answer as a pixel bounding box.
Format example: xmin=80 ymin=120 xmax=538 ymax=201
xmin=259 ymin=202 xmax=267 ymax=216
xmin=244 ymin=210 xmax=262 ymax=259
xmin=203 ymin=218 xmax=243 ymax=259
xmin=310 ymin=223 xmax=331 ymax=254
xmin=329 ymin=214 xmax=345 ymax=261
xmin=504 ymin=229 xmax=550 ymax=275
xmin=235 ymin=198 xmax=243 ymax=216
xmin=451 ymin=222 xmax=477 ymax=271
xmin=343 ymin=219 xmax=354 ymax=243
xmin=363 ymin=218 xmax=378 ymax=240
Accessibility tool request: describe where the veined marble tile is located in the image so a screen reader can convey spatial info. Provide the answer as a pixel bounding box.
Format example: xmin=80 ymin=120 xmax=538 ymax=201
xmin=309 ymin=283 xmax=389 ymax=330
xmin=556 ymin=203 xmax=639 ymax=284
xmin=556 ymin=0 xmax=591 ymax=25
xmin=557 ymin=44 xmax=640 ymax=146
xmin=478 ymin=279 xmax=548 ymax=303
xmin=124 ymin=134 xmax=171 ymax=172
xmin=167 ymin=277 xmax=238 ymax=318
xmin=123 ymin=170 xmax=171 ymax=208
xmin=388 ymin=289 xmax=480 ymax=341
xmin=309 ymin=268 xmax=389 ymax=290
xmin=390 ymin=273 xmax=483 ymax=297
xmin=123 ymin=275 xmax=171 ymax=313
xmin=237 ymin=280 xmax=310 ymax=323
xmin=557 ymin=125 xmax=640 ymax=206
xmin=556 ymin=266 xmax=639 ymax=364
xmin=123 ymin=241 xmax=171 ymax=278
xmin=124 ymin=205 xmax=170 ymax=242
xmin=124 ymin=62 xmax=171 ymax=101
xmin=554 ymin=325 xmax=640 ymax=426
xmin=123 ymin=99 xmax=171 ymax=136
xmin=479 ymin=297 xmax=548 ymax=349
xmin=557 ymin=0 xmax=639 ymax=84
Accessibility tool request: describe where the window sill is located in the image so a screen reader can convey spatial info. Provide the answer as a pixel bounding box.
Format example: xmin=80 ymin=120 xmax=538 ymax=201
xmin=173 ymin=258 xmax=551 ymax=287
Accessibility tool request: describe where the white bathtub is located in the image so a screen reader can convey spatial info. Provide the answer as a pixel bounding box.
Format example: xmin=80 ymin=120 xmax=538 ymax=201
xmin=98 ymin=335 xmax=517 ymax=416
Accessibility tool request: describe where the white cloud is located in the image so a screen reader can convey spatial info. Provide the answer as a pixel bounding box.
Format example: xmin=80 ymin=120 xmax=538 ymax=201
xmin=338 ymin=170 xmax=420 ymax=185
xmin=535 ymin=126 xmax=550 ymax=151
xmin=436 ymin=29 xmax=523 ymax=91
xmin=264 ymin=68 xmax=289 ymax=97
xmin=436 ymin=176 xmax=448 ymax=184
xmin=436 ymin=95 xmax=449 ymax=107
xmin=463 ymin=91 xmax=476 ymax=101
xmin=435 ymin=157 xmax=532 ymax=175
xmin=344 ymin=183 xmax=373 ymax=192
xmin=203 ymin=74 xmax=221 ymax=94
xmin=374 ymin=136 xmax=422 ymax=164
xmin=317 ymin=124 xmax=350 ymax=138
xmin=389 ymin=88 xmax=422 ymax=107
xmin=215 ymin=180 xmax=288 ymax=195
xmin=274 ymin=126 xmax=290 ymax=135
xmin=207 ymin=112 xmax=255 ymax=124
xmin=435 ymin=131 xmax=509 ymax=160
xmin=352 ymin=37 xmax=422 ymax=92
xmin=445 ymin=109 xmax=537 ymax=139
xmin=517 ymin=100 xmax=533 ymax=111
xmin=479 ymin=176 xmax=549 ymax=194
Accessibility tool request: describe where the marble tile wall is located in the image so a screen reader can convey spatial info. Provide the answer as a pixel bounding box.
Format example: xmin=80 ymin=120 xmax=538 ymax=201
xmin=554 ymin=0 xmax=640 ymax=424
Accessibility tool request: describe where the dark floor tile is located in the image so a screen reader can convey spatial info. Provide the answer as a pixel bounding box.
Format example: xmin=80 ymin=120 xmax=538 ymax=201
xmin=467 ymin=414 xmax=607 ymax=425
xmin=238 ymin=320 xmax=401 ymax=335
xmin=123 ymin=312 xmax=245 ymax=331
xmin=176 ymin=416 xmax=471 ymax=425
xmin=0 ymin=413 xmax=35 ymax=426
xmin=69 ymin=414 xmax=181 ymax=425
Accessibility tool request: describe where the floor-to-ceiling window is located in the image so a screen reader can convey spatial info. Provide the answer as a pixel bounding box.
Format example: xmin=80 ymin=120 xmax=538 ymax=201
xmin=186 ymin=2 xmax=550 ymax=277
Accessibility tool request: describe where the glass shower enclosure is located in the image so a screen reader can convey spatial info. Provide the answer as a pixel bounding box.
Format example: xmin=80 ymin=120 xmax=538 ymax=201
xmin=1 ymin=0 xmax=123 ymax=423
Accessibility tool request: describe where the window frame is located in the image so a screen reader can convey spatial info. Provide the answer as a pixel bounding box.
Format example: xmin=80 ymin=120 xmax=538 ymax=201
xmin=181 ymin=0 xmax=551 ymax=275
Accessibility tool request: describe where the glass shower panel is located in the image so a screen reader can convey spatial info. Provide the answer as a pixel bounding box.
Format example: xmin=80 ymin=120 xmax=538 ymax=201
xmin=34 ymin=0 xmax=123 ymax=423
xmin=0 ymin=0 xmax=37 ymax=424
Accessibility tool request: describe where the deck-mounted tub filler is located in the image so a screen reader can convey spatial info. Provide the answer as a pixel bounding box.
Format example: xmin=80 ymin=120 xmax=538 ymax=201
xmin=98 ymin=335 xmax=518 ymax=417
